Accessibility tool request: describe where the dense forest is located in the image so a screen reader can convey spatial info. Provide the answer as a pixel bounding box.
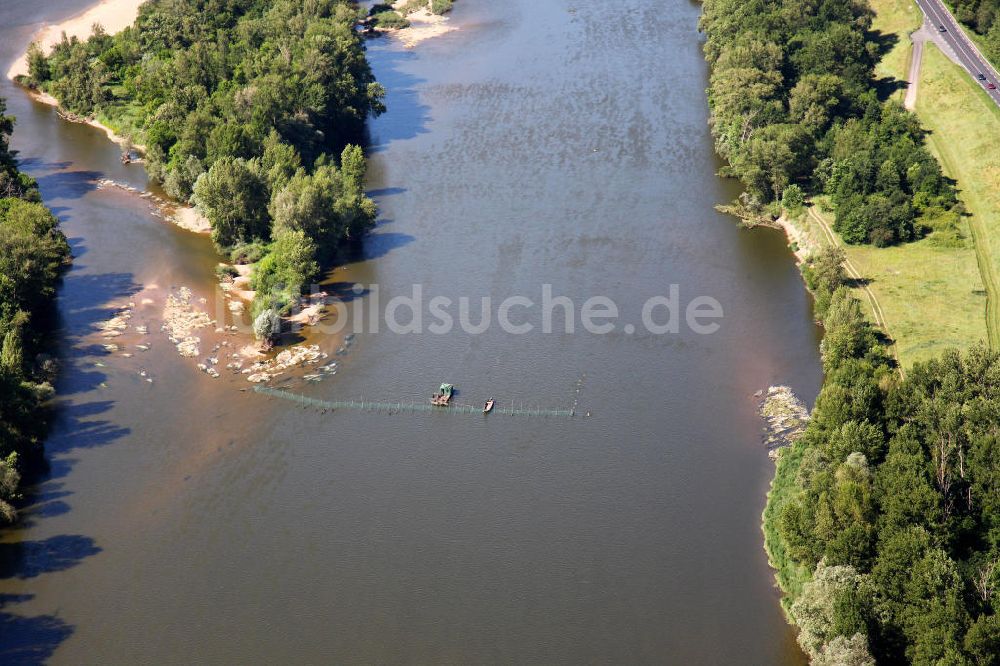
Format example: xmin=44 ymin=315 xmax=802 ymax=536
xmin=0 ymin=97 xmax=71 ymax=523
xmin=766 ymin=247 xmax=1000 ymax=664
xmin=701 ymin=0 xmax=961 ymax=246
xmin=948 ymin=0 xmax=1000 ymax=63
xmin=24 ymin=0 xmax=386 ymax=336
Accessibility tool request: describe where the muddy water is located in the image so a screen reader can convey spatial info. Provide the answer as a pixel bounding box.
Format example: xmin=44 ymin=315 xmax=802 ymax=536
xmin=0 ymin=0 xmax=820 ymax=662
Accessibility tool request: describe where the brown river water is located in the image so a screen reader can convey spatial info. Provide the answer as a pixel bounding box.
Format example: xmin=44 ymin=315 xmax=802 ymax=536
xmin=0 ymin=0 xmax=821 ymax=662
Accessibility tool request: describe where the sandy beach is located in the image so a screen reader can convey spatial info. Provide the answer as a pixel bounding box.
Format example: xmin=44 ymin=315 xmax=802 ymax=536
xmin=6 ymin=0 xmax=146 ymax=81
xmin=774 ymin=215 xmax=818 ymax=264
xmin=7 ymin=0 xmax=147 ymax=151
xmin=171 ymin=206 xmax=212 ymax=234
xmin=389 ymin=1 xmax=457 ymax=47
xmin=7 ymin=0 xmax=216 ymax=236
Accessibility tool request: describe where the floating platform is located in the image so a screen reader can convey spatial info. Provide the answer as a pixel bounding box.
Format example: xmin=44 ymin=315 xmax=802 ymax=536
xmin=254 ymin=386 xmax=576 ymax=418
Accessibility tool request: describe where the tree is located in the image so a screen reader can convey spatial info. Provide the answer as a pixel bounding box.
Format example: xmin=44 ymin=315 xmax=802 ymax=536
xmin=814 ymin=633 xmax=875 ymax=666
xmin=26 ymin=42 xmax=50 ymax=85
xmin=340 ymin=144 xmax=366 ymax=197
xmin=1 ymin=327 xmax=23 ymax=377
xmin=268 ymin=161 xmax=375 ymax=253
xmin=789 ymin=74 xmax=845 ymax=136
xmin=0 ymin=96 xmax=69 ymax=526
xmin=163 ymin=154 xmax=203 ymax=202
xmin=251 ymin=229 xmax=319 ymax=316
xmin=252 ymin=229 xmax=319 ymax=298
xmin=0 ymin=453 xmax=20 ymax=523
xmin=193 ymin=157 xmax=269 ymax=249
xmin=965 ymin=614 xmax=1000 ymax=666
xmin=781 ymin=184 xmax=805 ymax=214
xmin=260 ymin=130 xmax=301 ymax=193
xmin=252 ymin=309 xmax=281 ymax=345
xmin=804 ymin=245 xmax=846 ymax=317
xmin=821 ymin=290 xmax=878 ymax=371
xmin=792 ymin=560 xmax=868 ymax=660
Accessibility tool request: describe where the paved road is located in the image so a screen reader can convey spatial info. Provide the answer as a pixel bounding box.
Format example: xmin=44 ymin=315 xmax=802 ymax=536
xmin=915 ymin=0 xmax=1000 ymax=105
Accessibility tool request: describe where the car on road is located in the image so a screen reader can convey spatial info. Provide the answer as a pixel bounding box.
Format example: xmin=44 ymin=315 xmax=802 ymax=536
xmin=938 ymin=24 xmax=947 ymax=32
xmin=989 ymin=83 xmax=998 ymax=90
xmin=978 ymin=73 xmax=987 ymax=81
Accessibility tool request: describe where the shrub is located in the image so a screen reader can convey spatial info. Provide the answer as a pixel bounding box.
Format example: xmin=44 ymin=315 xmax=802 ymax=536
xmin=782 ymin=184 xmax=805 ymax=215
xmin=372 ymin=10 xmax=410 ymax=29
xmin=252 ymin=309 xmax=281 ymax=343
xmin=398 ymin=0 xmax=428 ymax=14
xmin=229 ymin=241 xmax=268 ymax=265
xmin=215 ymin=264 xmax=239 ymax=281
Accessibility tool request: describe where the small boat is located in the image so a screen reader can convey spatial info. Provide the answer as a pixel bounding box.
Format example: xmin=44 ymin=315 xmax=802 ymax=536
xmin=431 ymin=383 xmax=454 ymax=406
xmin=483 ymin=398 xmax=495 ymax=414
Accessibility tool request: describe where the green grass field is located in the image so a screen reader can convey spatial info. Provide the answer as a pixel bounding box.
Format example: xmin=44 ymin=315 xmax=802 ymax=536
xmin=782 ymin=0 xmax=994 ymax=368
xmin=807 ymin=204 xmax=987 ymax=366
xmin=873 ymin=0 xmax=924 ymax=92
xmin=917 ymin=44 xmax=1000 ymax=349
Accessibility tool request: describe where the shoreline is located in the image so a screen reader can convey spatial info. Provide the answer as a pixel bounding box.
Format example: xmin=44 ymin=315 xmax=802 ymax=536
xmin=771 ymin=215 xmax=817 ymax=266
xmin=21 ymin=85 xmax=141 ymax=152
xmin=5 ymin=0 xmax=147 ymax=81
xmin=380 ymin=1 xmax=458 ymax=48
xmin=8 ymin=0 xmax=212 ymax=236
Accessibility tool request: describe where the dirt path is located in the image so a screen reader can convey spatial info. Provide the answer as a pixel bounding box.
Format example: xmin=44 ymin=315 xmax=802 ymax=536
xmin=807 ymin=207 xmax=903 ymax=372
xmin=905 ymin=25 xmax=929 ymax=110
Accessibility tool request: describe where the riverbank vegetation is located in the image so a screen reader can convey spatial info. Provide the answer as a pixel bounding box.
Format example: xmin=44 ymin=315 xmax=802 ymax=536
xmin=703 ymin=0 xmax=1000 ymax=661
xmin=777 ymin=0 xmax=997 ymax=367
xmin=0 ymin=98 xmax=71 ymax=522
xmin=766 ymin=254 xmax=1000 ymax=664
xmin=23 ymin=0 xmax=386 ymax=339
xmin=701 ymin=0 xmax=961 ymax=247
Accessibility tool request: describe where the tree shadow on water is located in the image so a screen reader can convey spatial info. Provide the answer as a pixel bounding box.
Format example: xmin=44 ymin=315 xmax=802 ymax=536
xmin=321 ymin=281 xmax=371 ymax=304
xmin=365 ymin=45 xmax=432 ymax=153
xmin=0 ymin=594 xmax=73 ymax=666
xmin=351 ymin=231 xmax=416 ymax=263
xmin=0 ymin=535 xmax=101 ymax=581
xmin=45 ymin=402 xmax=131 ymax=457
xmin=32 ymin=169 xmax=103 ymax=202
xmin=366 ymin=187 xmax=407 ymax=198
xmin=15 ymin=159 xmax=72 ymax=172
xmin=63 ymin=235 xmax=87 ymax=260
xmin=54 ymin=271 xmax=144 ymax=396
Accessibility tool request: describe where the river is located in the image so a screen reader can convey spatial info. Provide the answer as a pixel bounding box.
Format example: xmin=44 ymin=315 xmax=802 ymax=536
xmin=0 ymin=0 xmax=822 ymax=663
